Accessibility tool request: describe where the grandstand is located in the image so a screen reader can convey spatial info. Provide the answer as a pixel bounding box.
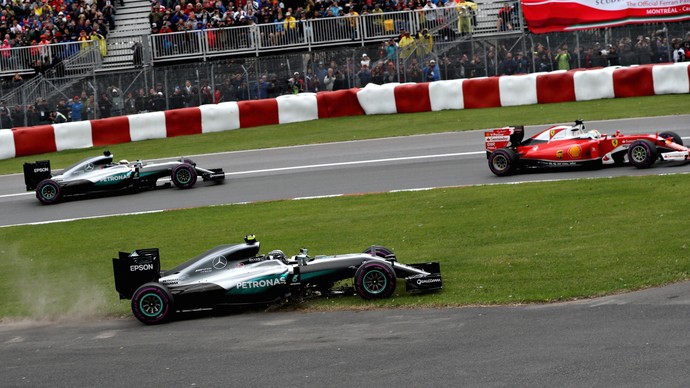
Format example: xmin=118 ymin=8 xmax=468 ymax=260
xmin=0 ymin=0 xmax=688 ymax=129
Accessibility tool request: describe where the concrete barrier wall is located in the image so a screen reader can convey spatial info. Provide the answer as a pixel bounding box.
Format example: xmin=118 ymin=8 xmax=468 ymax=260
xmin=2 ymin=63 xmax=689 ymax=160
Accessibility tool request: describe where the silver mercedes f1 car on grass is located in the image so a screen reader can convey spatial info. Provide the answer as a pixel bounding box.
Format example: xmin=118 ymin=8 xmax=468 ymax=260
xmin=23 ymin=151 xmax=225 ymax=204
xmin=113 ymin=235 xmax=443 ymax=324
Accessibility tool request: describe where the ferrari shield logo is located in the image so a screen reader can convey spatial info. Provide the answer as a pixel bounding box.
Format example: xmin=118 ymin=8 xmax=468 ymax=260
xmin=549 ymin=129 xmax=556 ymax=139
xmin=556 ymin=150 xmax=564 ymax=159
xmin=612 ymin=139 xmax=618 ymax=147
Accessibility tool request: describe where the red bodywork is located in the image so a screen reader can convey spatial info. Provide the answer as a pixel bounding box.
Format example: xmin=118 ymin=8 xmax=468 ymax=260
xmin=484 ymin=122 xmax=689 ymax=176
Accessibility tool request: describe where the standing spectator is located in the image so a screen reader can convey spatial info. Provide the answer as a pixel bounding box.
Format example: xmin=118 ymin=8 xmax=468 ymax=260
xmin=515 ymin=52 xmax=529 ymax=73
xmin=332 ymin=71 xmax=346 ymax=91
xmin=416 ymin=28 xmax=433 ymax=60
xmin=70 ymin=95 xmax=83 ymax=121
xmin=497 ymin=3 xmax=513 ymax=31
xmin=109 ymin=87 xmax=124 ymax=116
xmin=287 ymin=76 xmax=300 ymax=94
xmin=606 ymin=45 xmax=620 ymax=66
xmin=385 ymin=38 xmax=397 ymax=61
xmin=554 ymin=47 xmax=571 ymax=70
xmin=169 ymin=86 xmax=185 ymax=109
xmin=370 ymin=62 xmax=385 ymax=85
xmin=37 ymin=98 xmax=51 ymax=124
xmin=346 ymin=7 xmax=359 ymax=40
xmin=457 ymin=0 xmax=476 ymax=36
xmin=87 ymin=95 xmax=97 ymax=119
xmin=255 ymin=75 xmax=272 ymax=98
xmin=90 ymin=30 xmax=107 ymax=57
xmin=322 ymin=68 xmax=336 ymax=91
xmin=99 ymin=93 xmax=112 ymax=118
xmin=11 ymin=105 xmax=24 ymax=127
xmin=361 ymin=53 xmax=371 ymax=67
xmin=0 ymin=99 xmax=12 ymax=129
xmin=635 ymin=37 xmax=652 ymax=65
xmin=315 ymin=62 xmax=328 ymax=87
xmin=423 ymin=59 xmax=440 ymax=82
xmin=135 ymin=88 xmax=148 ymax=113
xmin=422 ymin=0 xmax=437 ymax=30
xmin=26 ymin=105 xmax=40 ymax=126
xmin=406 ymin=58 xmax=423 ymax=82
xmin=500 ymin=52 xmax=517 ymax=75
xmin=56 ymin=98 xmax=70 ymax=120
xmin=125 ymin=92 xmax=137 ymax=114
xmin=398 ymin=30 xmax=415 ymax=59
xmin=672 ymin=39 xmax=686 ymax=62
xmin=356 ymin=63 xmax=371 ymax=87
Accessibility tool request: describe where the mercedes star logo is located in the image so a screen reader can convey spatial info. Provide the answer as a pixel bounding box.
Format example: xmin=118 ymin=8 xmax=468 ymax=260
xmin=212 ymin=255 xmax=227 ymax=269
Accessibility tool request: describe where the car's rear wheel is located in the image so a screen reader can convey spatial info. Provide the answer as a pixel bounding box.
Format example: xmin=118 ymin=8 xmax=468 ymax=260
xmin=171 ymin=164 xmax=197 ymax=189
xmin=36 ymin=179 xmax=62 ymax=205
xmin=131 ymin=283 xmax=175 ymax=325
xmin=488 ymin=148 xmax=519 ymax=176
xmin=627 ymin=140 xmax=658 ymax=169
xmin=659 ymin=131 xmax=683 ymax=146
xmin=353 ymin=261 xmax=396 ymax=300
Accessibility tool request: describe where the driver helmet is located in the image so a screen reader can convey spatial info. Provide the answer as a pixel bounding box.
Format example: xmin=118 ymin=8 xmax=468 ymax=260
xmin=119 ymin=159 xmax=129 ymax=165
xmin=268 ymin=249 xmax=287 ymax=263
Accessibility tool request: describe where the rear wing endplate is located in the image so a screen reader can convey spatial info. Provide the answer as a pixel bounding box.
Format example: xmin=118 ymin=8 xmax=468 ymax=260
xmin=112 ymin=248 xmax=161 ymax=300
xmin=23 ymin=160 xmax=51 ymax=191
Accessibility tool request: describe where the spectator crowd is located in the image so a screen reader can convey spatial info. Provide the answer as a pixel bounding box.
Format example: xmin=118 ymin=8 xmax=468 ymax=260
xmin=0 ymin=0 xmax=688 ymax=128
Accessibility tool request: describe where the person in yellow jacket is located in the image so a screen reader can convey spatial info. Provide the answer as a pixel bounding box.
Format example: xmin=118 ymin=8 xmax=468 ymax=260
xmin=90 ymin=31 xmax=107 ymax=57
xmin=346 ymin=7 xmax=359 ymax=40
xmin=457 ymin=0 xmax=477 ymax=36
xmin=398 ymin=30 xmax=415 ymax=59
xmin=77 ymin=30 xmax=91 ymax=51
xmin=283 ymin=11 xmax=297 ymax=42
xmin=416 ymin=28 xmax=433 ymax=59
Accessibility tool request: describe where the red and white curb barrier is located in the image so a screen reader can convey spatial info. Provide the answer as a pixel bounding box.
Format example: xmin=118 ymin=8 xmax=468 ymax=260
xmin=2 ymin=63 xmax=688 ymax=160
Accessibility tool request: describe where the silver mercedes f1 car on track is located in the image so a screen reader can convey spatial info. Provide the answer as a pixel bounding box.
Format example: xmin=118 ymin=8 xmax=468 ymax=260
xmin=23 ymin=151 xmax=225 ymax=204
xmin=113 ymin=235 xmax=443 ymax=324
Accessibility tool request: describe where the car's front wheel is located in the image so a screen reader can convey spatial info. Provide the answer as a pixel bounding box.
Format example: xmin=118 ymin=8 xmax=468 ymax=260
xmin=659 ymin=131 xmax=683 ymax=146
xmin=627 ymin=140 xmax=658 ymax=169
xmin=488 ymin=149 xmax=519 ymax=176
xmin=171 ymin=164 xmax=197 ymax=189
xmin=131 ymin=283 xmax=175 ymax=325
xmin=353 ymin=261 xmax=396 ymax=300
xmin=36 ymin=179 xmax=62 ymax=205
xmin=362 ymin=246 xmax=396 ymax=260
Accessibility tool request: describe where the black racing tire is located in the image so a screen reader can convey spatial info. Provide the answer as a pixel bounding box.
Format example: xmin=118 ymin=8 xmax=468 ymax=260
xmin=35 ymin=179 xmax=62 ymax=205
xmin=171 ymin=163 xmax=197 ymax=189
xmin=131 ymin=283 xmax=175 ymax=325
xmin=353 ymin=261 xmax=396 ymax=300
xmin=659 ymin=131 xmax=683 ymax=146
xmin=363 ymin=246 xmax=396 ymax=260
xmin=627 ymin=140 xmax=658 ymax=169
xmin=488 ymin=148 xmax=519 ymax=176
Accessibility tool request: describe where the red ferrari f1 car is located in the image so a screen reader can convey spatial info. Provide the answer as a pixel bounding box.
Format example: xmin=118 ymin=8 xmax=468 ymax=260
xmin=485 ymin=120 xmax=688 ymax=176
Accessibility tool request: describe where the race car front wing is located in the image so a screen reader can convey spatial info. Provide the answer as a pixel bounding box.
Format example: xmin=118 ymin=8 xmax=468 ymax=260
xmin=401 ymin=262 xmax=442 ymax=293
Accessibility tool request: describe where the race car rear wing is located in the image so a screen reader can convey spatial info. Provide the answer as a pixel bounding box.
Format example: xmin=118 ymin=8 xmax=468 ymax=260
xmin=484 ymin=126 xmax=525 ymax=156
xmin=23 ymin=160 xmax=51 ymax=191
xmin=113 ymin=248 xmax=161 ymax=300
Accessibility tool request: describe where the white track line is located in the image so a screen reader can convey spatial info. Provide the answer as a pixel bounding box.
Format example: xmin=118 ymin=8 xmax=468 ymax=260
xmin=0 ymin=151 xmax=482 ymax=200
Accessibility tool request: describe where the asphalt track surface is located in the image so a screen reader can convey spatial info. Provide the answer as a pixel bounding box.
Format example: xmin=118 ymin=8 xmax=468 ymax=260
xmin=1 ymin=115 xmax=689 ymax=227
xmin=2 ymin=115 xmax=690 ymax=387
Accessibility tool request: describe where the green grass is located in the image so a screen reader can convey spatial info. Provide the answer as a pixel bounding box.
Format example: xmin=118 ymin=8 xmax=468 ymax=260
xmin=1 ymin=94 xmax=689 ymax=175
xmin=1 ymin=174 xmax=689 ymax=319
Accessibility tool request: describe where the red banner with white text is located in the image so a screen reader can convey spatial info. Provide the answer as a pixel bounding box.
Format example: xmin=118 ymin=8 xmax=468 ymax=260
xmin=521 ymin=0 xmax=690 ymax=34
